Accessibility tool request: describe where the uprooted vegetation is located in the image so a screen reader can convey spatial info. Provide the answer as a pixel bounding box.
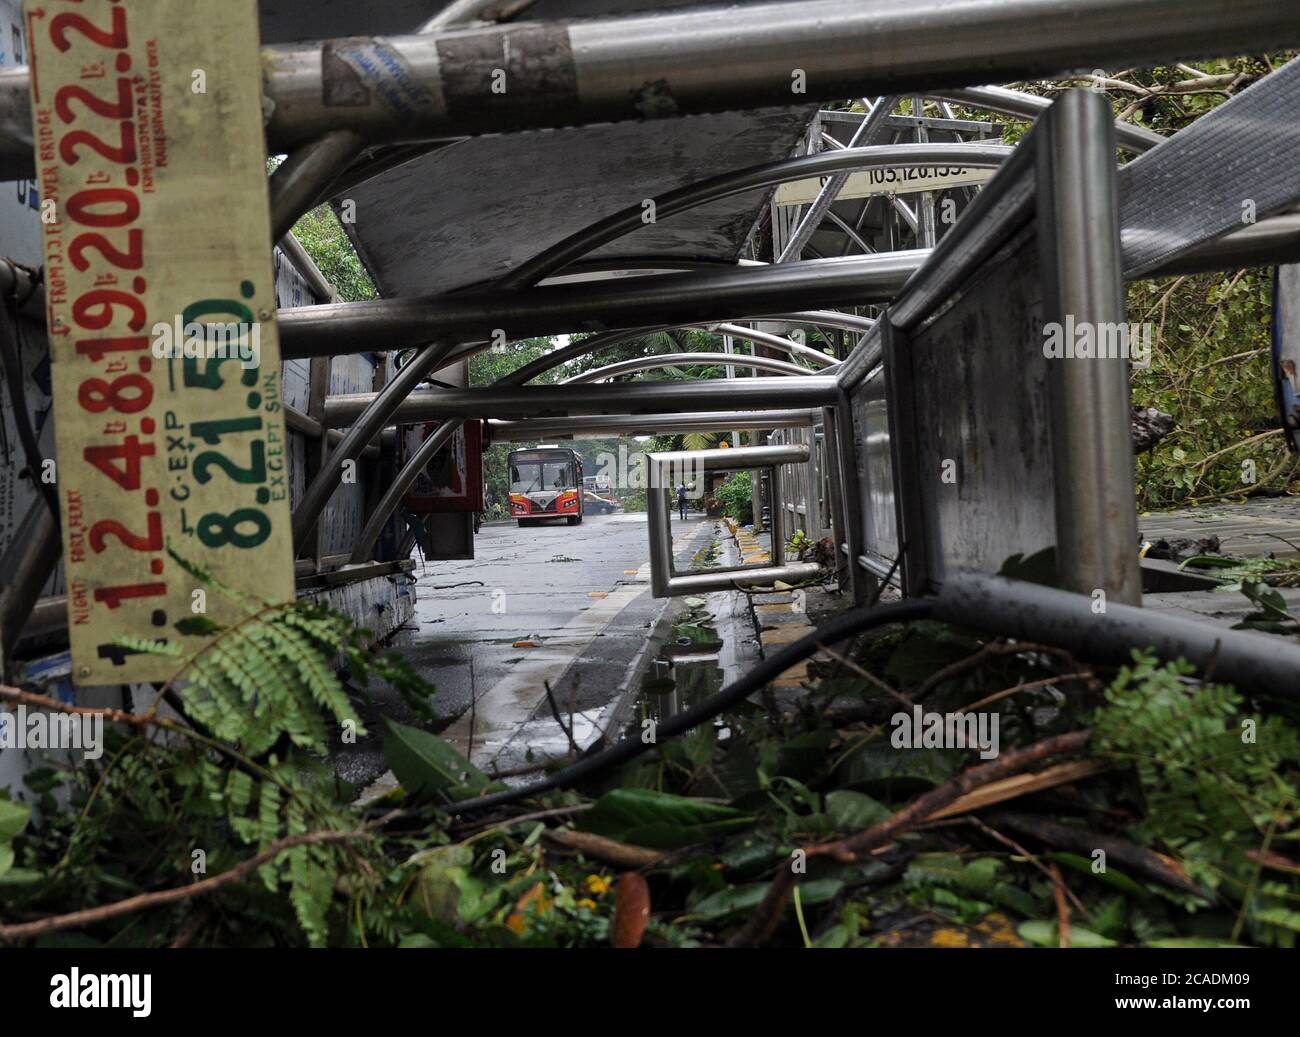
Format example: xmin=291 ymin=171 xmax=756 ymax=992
xmin=2 ymin=554 xmax=1298 ymax=948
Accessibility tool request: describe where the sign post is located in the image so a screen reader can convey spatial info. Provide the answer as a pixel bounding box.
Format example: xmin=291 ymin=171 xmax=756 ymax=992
xmin=25 ymin=0 xmax=294 ymax=683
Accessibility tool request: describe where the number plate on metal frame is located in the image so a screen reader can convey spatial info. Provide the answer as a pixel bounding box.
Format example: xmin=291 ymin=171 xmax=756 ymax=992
xmin=26 ymin=0 xmax=293 ymax=683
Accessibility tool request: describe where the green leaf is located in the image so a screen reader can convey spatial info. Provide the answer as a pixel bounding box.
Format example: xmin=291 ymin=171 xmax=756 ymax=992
xmin=578 ymin=788 xmax=754 ymax=848
xmin=690 ymin=878 xmax=842 ymax=920
xmin=1146 ymin=937 xmax=1247 ymax=948
xmin=824 ymin=790 xmax=890 ymax=833
xmin=0 ymin=865 xmax=43 ymax=889
xmin=837 ymin=737 xmax=961 ymax=793
xmin=0 ymin=799 xmax=31 ymax=842
xmin=0 ymin=845 xmax=12 ymax=881
xmin=410 ymin=844 xmax=498 ymax=927
xmin=174 ymin=615 xmax=225 ymax=636
xmin=1048 ymin=851 xmax=1151 ymax=899
xmin=1250 ymin=906 xmax=1300 ymax=934
xmin=1178 ymin=554 xmax=1239 ymax=570
xmin=383 ymin=718 xmax=491 ymax=801
xmin=1018 ymin=920 xmax=1116 ymax=948
xmin=775 ymin=729 xmax=835 ymax=780
xmin=997 ymin=547 xmax=1060 ymax=588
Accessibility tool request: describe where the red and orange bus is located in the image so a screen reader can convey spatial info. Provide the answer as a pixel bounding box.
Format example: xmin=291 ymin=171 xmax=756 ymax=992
xmin=508 ymin=447 xmax=584 ymax=526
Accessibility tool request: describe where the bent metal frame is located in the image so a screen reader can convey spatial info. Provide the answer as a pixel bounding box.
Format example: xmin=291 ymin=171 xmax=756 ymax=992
xmin=2 ymin=0 xmax=1300 ymax=695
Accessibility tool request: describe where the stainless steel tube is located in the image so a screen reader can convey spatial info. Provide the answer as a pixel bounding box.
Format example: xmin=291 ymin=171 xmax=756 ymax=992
xmin=485 ymin=409 xmax=821 ymax=442
xmin=1038 ymin=91 xmax=1141 ymax=605
xmin=280 ymin=252 xmax=927 ymax=359
xmin=560 ymin=352 xmax=815 ymax=384
xmin=328 ymin=377 xmax=840 ymax=427
xmin=935 ymin=573 xmax=1300 ymax=698
xmin=0 ymin=0 xmax=1290 ymax=178
xmin=269 ymin=2 xmax=1299 ymax=158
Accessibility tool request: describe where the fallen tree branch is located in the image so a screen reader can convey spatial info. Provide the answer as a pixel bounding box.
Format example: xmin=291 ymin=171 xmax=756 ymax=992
xmin=966 ymin=816 xmax=1088 ymax=916
xmin=0 ymin=684 xmax=159 ymax=729
xmin=543 ymin=679 xmax=578 ymax=756
xmin=926 ymin=758 xmax=1108 ymax=821
xmin=727 ymin=729 xmax=1093 ymax=947
xmin=544 ymin=829 xmax=668 ymax=869
xmin=0 ymin=826 xmax=374 ymax=942
xmin=989 ymin=810 xmax=1207 ymax=900
xmin=913 ymin=641 xmax=1081 ymax=699
xmin=816 ymin=641 xmax=913 ymax=707
xmin=957 ymin=672 xmax=1095 ymax=715
xmin=1050 ymin=862 xmax=1072 ymax=948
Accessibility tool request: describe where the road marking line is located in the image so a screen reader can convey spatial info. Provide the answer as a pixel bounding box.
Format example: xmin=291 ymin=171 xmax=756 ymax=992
xmin=441 ymin=519 xmax=709 ymax=767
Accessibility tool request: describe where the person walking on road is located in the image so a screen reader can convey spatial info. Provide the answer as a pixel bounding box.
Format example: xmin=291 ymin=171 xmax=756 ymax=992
xmin=676 ymin=482 xmax=689 ymax=521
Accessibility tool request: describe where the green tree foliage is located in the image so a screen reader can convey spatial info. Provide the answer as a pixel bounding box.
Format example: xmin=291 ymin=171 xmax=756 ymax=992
xmin=289 ymin=205 xmax=377 ymax=303
xmin=268 ymin=155 xmax=378 ymax=302
xmin=714 ymin=471 xmax=754 ymax=525
xmin=4 ymin=554 xmax=439 ymax=947
xmin=1093 ymin=652 xmax=1300 ymax=946
xmin=957 ymin=56 xmax=1300 ymax=509
xmin=1096 ymin=57 xmax=1300 ymax=506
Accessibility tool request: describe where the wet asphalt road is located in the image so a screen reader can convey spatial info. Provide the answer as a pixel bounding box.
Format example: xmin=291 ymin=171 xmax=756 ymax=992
xmin=402 ymin=512 xmax=664 ymax=719
xmin=332 ymin=511 xmax=712 ymax=785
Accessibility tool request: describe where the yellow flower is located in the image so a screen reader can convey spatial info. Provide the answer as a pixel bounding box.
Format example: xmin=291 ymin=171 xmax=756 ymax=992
xmin=585 ymin=874 xmax=612 ymax=896
xmin=576 ymin=898 xmax=598 ymax=911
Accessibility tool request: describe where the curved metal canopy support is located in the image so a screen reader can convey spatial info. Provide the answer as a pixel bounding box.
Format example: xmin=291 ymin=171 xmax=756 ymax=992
xmin=281 ymin=251 xmax=922 ymax=358
xmin=310 ymin=147 xmax=963 ymax=560
xmin=708 ymin=324 xmax=842 ymax=368
xmin=486 ymin=409 xmax=822 ymax=443
xmin=333 ymin=144 xmax=999 ymax=562
xmin=560 ymin=352 xmax=815 ymax=384
xmin=494 ymin=318 xmax=846 ymax=389
xmin=489 ymin=144 xmax=1009 ymax=293
xmin=333 ymin=317 xmax=854 ymax=428
xmin=434 ymin=309 xmax=869 ymax=379
xmin=290 ymin=338 xmax=460 ymax=547
xmin=268 ymin=129 xmax=365 ymax=244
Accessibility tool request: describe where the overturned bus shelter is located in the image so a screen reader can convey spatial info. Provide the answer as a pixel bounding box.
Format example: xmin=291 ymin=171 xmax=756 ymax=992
xmin=1 ymin=0 xmax=1300 ymax=872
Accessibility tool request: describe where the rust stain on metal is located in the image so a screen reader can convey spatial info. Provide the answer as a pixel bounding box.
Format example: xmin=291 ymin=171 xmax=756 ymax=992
xmin=322 ymin=40 xmax=372 ymax=107
xmin=437 ymin=25 xmax=578 ymax=126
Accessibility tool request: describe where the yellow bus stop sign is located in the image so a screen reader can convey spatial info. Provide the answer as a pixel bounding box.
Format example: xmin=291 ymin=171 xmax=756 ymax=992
xmin=25 ymin=0 xmax=293 ymax=684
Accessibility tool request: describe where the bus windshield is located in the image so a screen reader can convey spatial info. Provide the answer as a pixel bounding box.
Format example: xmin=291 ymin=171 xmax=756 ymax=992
xmin=511 ymin=461 xmax=574 ymax=493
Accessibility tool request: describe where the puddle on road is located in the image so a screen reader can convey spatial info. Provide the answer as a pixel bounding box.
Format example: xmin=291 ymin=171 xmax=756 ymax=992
xmin=638 ymin=532 xmax=729 ymax=725
xmin=640 ymin=599 xmax=725 ymax=725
